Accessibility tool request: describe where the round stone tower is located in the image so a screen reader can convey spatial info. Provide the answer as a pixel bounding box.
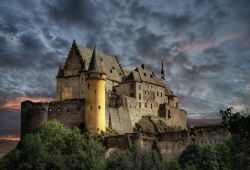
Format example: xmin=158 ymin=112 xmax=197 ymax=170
xmin=85 ymin=44 xmax=106 ymax=133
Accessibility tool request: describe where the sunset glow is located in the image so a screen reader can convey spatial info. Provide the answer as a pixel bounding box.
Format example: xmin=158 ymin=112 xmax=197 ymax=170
xmin=0 ymin=135 xmax=20 ymax=142
xmin=1 ymin=96 xmax=53 ymax=110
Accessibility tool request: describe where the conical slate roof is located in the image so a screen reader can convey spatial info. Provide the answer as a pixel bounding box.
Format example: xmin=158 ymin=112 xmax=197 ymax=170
xmin=88 ymin=44 xmax=104 ymax=73
xmin=56 ymin=65 xmax=64 ymax=77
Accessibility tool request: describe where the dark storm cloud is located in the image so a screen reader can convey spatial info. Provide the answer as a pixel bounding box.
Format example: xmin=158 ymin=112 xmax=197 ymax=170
xmin=20 ymin=33 xmax=44 ymax=51
xmin=44 ymin=0 xmax=101 ymax=30
xmin=0 ymin=23 xmax=18 ymax=35
xmin=135 ymin=26 xmax=164 ymax=56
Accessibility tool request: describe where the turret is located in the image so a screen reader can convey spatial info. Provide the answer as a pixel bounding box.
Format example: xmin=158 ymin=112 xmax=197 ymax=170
xmin=56 ymin=65 xmax=64 ymax=78
xmin=161 ymin=60 xmax=165 ymax=80
xmin=84 ymin=44 xmax=107 ymax=133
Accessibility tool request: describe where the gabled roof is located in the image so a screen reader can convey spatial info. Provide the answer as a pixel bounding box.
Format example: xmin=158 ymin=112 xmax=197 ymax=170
xmin=123 ymin=64 xmax=172 ymax=94
xmin=76 ymin=45 xmax=125 ymax=82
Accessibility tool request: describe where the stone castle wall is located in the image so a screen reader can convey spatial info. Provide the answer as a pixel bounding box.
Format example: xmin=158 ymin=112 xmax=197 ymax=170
xmin=114 ymin=81 xmax=187 ymax=130
xmin=165 ymin=106 xmax=187 ymax=129
xmin=189 ymin=125 xmax=229 ymax=146
xmin=21 ymin=99 xmax=84 ymax=138
xmin=104 ymin=127 xmax=229 ymax=159
xmin=21 ymin=101 xmax=48 ymax=138
xmin=47 ymin=99 xmax=84 ymax=128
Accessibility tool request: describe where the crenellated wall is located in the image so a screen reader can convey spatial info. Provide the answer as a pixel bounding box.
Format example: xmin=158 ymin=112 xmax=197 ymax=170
xmin=21 ymin=99 xmax=84 ymax=138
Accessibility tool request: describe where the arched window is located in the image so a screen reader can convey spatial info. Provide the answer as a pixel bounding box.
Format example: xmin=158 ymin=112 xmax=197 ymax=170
xmin=98 ymin=106 xmax=101 ymax=109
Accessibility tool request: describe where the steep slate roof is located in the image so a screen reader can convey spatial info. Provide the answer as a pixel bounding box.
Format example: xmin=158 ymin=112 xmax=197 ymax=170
xmin=88 ymin=45 xmax=104 ymax=73
xmin=56 ymin=66 xmax=64 ymax=78
xmin=76 ymin=45 xmax=125 ymax=82
xmin=74 ymin=43 xmax=172 ymax=94
xmin=124 ymin=64 xmax=172 ymax=94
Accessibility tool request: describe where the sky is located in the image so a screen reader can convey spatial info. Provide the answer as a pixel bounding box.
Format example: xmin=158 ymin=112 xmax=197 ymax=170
xmin=0 ymin=0 xmax=250 ymax=148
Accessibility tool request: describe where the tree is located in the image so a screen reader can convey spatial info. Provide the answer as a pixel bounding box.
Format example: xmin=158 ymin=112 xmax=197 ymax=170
xmin=214 ymin=144 xmax=231 ymax=170
xmin=220 ymin=107 xmax=250 ymax=139
xmin=166 ymin=160 xmax=181 ymax=170
xmin=0 ymin=120 xmax=106 ymax=170
xmin=198 ymin=146 xmax=218 ymax=170
xmin=179 ymin=144 xmax=202 ymax=169
xmin=106 ymin=144 xmax=167 ymax=170
xmin=220 ymin=108 xmax=250 ymax=170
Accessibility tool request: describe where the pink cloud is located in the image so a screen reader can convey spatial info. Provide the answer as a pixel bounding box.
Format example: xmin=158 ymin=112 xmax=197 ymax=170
xmin=0 ymin=135 xmax=20 ymax=142
xmin=180 ymin=33 xmax=239 ymax=53
xmin=1 ymin=96 xmax=53 ymax=110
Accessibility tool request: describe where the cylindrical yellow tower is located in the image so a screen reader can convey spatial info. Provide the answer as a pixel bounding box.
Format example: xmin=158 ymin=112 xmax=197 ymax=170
xmin=85 ymin=45 xmax=106 ymax=133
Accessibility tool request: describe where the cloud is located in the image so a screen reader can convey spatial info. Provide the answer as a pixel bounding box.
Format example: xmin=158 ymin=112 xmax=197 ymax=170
xmin=179 ymin=33 xmax=239 ymax=53
xmin=1 ymin=96 xmax=53 ymax=110
xmin=0 ymin=135 xmax=20 ymax=142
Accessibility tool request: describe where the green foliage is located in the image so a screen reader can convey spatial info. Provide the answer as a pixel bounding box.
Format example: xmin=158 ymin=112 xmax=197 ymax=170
xmin=101 ymin=128 xmax=119 ymax=137
xmin=178 ymin=108 xmax=250 ymax=170
xmin=179 ymin=144 xmax=202 ymax=169
xmin=166 ymin=160 xmax=181 ymax=170
xmin=106 ymin=144 xmax=166 ymax=170
xmin=214 ymin=144 xmax=231 ymax=170
xmin=220 ymin=108 xmax=250 ymax=170
xmin=179 ymin=144 xmax=228 ymax=170
xmin=1 ymin=120 xmax=106 ymax=170
xmin=220 ymin=107 xmax=250 ymax=139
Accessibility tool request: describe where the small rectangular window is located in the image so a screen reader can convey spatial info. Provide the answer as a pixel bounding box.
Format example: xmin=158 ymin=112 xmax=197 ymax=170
xmin=145 ymin=102 xmax=147 ymax=108
xmin=130 ymin=83 xmax=133 ymax=90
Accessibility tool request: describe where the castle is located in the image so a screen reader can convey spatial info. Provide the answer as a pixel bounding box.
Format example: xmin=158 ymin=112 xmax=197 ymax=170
xmin=21 ymin=40 xmax=187 ymax=136
xmin=21 ymin=40 xmax=229 ymax=158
